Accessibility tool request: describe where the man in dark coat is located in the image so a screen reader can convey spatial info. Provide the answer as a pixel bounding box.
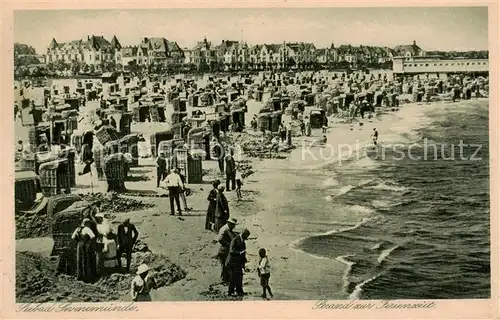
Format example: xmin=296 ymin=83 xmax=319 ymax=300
xmin=226 ymin=228 xmax=251 ymax=296
xmin=117 ymin=218 xmax=139 ymax=272
xmin=225 ymin=151 xmax=236 ymax=191
xmin=205 ymin=180 xmax=220 ymax=230
xmin=155 ymin=152 xmax=167 ymax=188
xmin=214 ymin=185 xmax=229 ymax=232
xmin=213 ymin=143 xmax=225 ymax=174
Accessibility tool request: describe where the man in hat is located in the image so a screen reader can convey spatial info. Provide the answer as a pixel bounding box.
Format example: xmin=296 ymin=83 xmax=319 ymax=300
xmin=117 ymin=218 xmax=139 ymax=272
xmin=216 ymin=217 xmax=238 ymax=284
xmin=226 ymin=228 xmax=251 ymax=297
xmin=163 ymin=168 xmax=184 ymax=216
xmin=131 ymin=264 xmax=157 ymax=302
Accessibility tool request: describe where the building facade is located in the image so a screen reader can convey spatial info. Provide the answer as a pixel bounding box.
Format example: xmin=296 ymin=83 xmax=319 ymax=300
xmin=46 ymin=35 xmax=121 ymax=66
xmin=392 ymin=56 xmax=489 ymax=74
xmin=138 ymin=37 xmax=184 ymax=66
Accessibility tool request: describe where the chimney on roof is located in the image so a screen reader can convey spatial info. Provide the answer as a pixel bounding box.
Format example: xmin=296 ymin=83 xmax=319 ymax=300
xmin=87 ymin=35 xmax=90 ymax=41
xmin=413 ymin=40 xmax=416 ymax=46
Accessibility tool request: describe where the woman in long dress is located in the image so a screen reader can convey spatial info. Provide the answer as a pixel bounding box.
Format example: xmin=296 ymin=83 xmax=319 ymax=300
xmin=205 ymin=180 xmax=220 ymax=231
xmin=214 ymin=185 xmax=230 ymax=233
xmin=72 ymin=218 xmax=97 ymax=283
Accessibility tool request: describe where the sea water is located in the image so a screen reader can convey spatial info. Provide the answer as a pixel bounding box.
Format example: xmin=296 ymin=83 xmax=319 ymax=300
xmin=284 ymin=100 xmax=489 ymax=299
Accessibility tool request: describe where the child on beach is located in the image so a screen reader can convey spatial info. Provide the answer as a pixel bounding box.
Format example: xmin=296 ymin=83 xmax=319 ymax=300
xmin=235 ymin=169 xmax=243 ymax=201
xmin=257 ymin=248 xmax=273 ymax=300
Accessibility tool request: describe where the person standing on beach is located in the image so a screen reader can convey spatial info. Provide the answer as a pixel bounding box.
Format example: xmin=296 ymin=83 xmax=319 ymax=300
xmin=235 ymin=169 xmax=243 ymax=201
xmin=205 ymin=180 xmax=220 ymax=231
xmin=214 ymin=185 xmax=230 ymax=232
xmin=213 ymin=142 xmax=225 ymax=174
xmin=225 ymin=150 xmax=236 ymax=191
xmin=226 ymin=228 xmax=251 ymax=297
xmin=279 ymin=122 xmax=286 ymax=142
xmin=164 ymin=168 xmax=184 ymax=216
xmin=371 ymin=128 xmax=379 ymax=146
xmin=216 ymin=217 xmax=238 ymax=284
xmin=257 ymin=248 xmax=273 ymax=300
xmin=117 ymin=218 xmax=139 ymax=272
xmin=322 ymin=117 xmax=328 ymax=133
xmin=72 ymin=218 xmax=97 ymax=283
xmin=287 ymin=121 xmax=293 ymax=146
xmin=177 ymin=168 xmax=192 ymax=211
xmin=155 ymin=152 xmax=167 ymax=188
xmin=101 ymin=232 xmax=118 ymax=273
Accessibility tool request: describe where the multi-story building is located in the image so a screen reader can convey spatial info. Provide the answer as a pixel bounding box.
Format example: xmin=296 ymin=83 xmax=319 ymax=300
xmin=249 ymin=44 xmax=262 ymax=66
xmin=183 ymin=48 xmax=193 ymax=64
xmin=46 ymin=35 xmax=121 ymax=66
xmin=137 ymin=37 xmax=184 ymax=66
xmin=393 ymin=56 xmax=488 ymax=74
xmin=118 ymin=46 xmax=138 ymax=66
xmin=191 ymin=38 xmax=217 ymax=67
xmin=214 ymin=40 xmax=239 ymax=66
xmin=393 ymin=40 xmax=426 ymax=59
xmin=260 ymin=44 xmax=280 ymax=66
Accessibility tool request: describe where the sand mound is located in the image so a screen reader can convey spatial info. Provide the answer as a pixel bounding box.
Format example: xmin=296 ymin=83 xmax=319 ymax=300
xmin=16 ymin=210 xmax=49 ymax=239
xmin=78 ymin=192 xmax=155 ymax=213
xmin=16 ymin=251 xmax=186 ymax=303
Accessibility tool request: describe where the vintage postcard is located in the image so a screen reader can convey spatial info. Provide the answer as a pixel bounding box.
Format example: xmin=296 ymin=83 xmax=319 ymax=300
xmin=1 ymin=0 xmax=498 ymax=319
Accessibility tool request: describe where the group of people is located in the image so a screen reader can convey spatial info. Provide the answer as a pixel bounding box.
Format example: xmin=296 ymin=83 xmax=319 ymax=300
xmin=69 ymin=214 xmax=139 ymax=283
xmin=214 ymin=218 xmax=274 ymax=299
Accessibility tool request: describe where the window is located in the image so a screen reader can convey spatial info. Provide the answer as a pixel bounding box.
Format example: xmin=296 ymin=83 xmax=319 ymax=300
xmin=433 ymin=64 xmax=437 ymax=66
xmin=472 ymin=62 xmax=475 ymax=65
xmin=425 ymin=64 xmax=429 ymax=66
xmin=466 ymin=62 xmax=470 ymax=65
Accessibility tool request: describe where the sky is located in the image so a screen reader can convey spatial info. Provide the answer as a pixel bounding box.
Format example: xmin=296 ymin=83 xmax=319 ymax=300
xmin=14 ymin=7 xmax=489 ymax=54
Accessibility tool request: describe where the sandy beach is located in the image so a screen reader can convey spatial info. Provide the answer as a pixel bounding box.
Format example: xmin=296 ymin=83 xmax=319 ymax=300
xmin=16 ymin=96 xmax=453 ymax=301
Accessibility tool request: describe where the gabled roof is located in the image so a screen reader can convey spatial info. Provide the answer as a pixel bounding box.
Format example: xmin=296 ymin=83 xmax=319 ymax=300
xmin=167 ymin=41 xmax=182 ymax=52
xmin=216 ymin=40 xmax=239 ymax=52
xmin=138 ymin=46 xmax=148 ymax=55
xmin=394 ymin=43 xmax=423 ymax=55
xmin=147 ymin=37 xmax=169 ymax=52
xmin=111 ymin=36 xmax=122 ymax=50
xmin=49 ymin=38 xmax=58 ymax=49
xmin=89 ymin=35 xmax=113 ymax=50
